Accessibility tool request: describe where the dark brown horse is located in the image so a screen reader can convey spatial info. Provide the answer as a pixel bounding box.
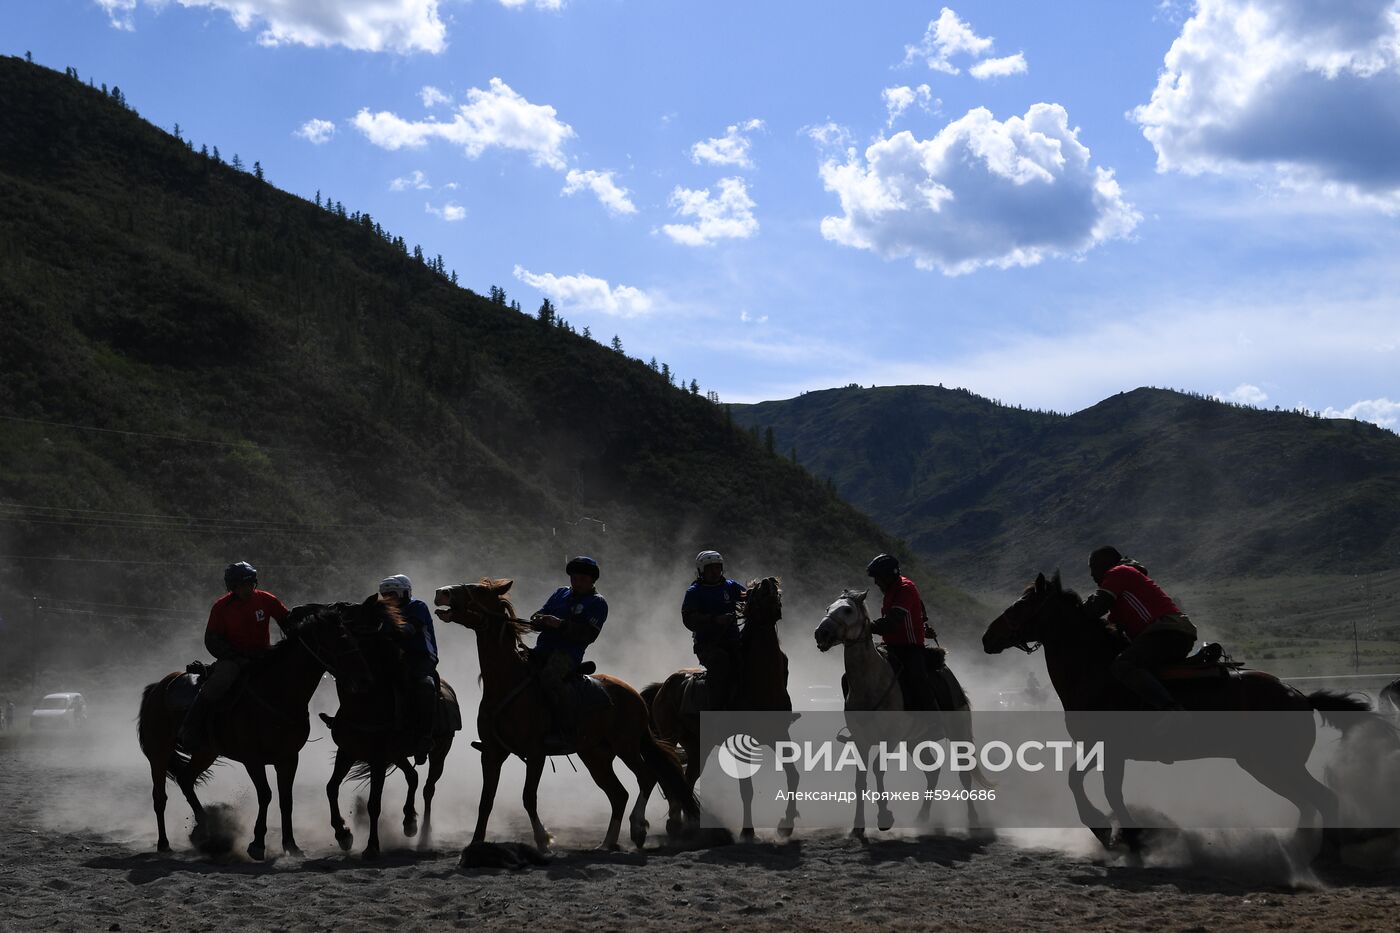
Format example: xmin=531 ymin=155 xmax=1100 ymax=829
xmin=308 ymin=600 xmax=460 ymax=859
xmin=642 ymin=577 xmax=800 ymax=839
xmin=982 ymin=572 xmax=1372 ymax=851
xmin=433 ymin=578 xmax=700 ymax=853
xmin=137 ymin=602 xmax=373 ymax=859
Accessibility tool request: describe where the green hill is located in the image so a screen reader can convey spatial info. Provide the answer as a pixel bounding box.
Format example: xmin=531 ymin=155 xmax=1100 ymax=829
xmin=733 ymin=384 xmax=1400 ymax=589
xmin=0 ymin=56 xmax=985 ymax=677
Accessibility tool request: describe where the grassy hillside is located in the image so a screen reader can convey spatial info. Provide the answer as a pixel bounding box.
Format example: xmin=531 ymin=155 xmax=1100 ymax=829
xmin=0 ymin=57 xmax=986 ymax=679
xmin=733 ymin=384 xmax=1400 ymax=588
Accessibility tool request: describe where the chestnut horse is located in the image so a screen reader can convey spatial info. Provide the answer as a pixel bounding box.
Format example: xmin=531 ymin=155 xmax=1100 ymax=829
xmin=307 ymin=600 xmax=460 ymax=859
xmin=433 ymin=579 xmax=699 ymax=853
xmin=137 ymin=602 xmax=374 ymax=859
xmin=641 ymin=577 xmax=800 ymax=839
xmin=982 ymin=571 xmax=1372 ymax=852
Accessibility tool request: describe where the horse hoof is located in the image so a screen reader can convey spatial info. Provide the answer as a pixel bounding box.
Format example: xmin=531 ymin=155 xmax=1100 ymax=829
xmin=363 ymin=846 xmax=381 ymax=861
xmin=157 ymin=840 xmax=171 ymax=853
xmin=595 ymin=842 xmax=621 ymax=853
xmin=630 ymin=821 xmax=649 ymax=850
xmin=877 ymin=811 xmax=895 ymax=832
xmin=1089 ymin=826 xmax=1114 ymax=849
xmin=850 ymin=827 xmax=866 ymax=841
xmin=247 ymin=842 xmax=266 ymax=862
xmin=1118 ymin=827 xmax=1145 ymax=854
xmin=665 ymin=818 xmax=685 ymax=838
xmin=776 ymin=823 xmax=794 ymax=840
xmin=335 ymin=829 xmax=354 ymax=852
xmin=284 ymin=845 xmax=303 ymax=858
xmin=404 ymin=819 xmax=419 ymax=839
xmin=740 ymin=827 xmax=756 ymax=842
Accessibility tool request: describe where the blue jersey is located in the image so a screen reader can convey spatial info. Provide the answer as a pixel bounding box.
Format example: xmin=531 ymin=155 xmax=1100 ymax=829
xmin=534 ymin=587 xmax=608 ymax=666
xmin=400 ymin=598 xmax=439 ymax=665
xmin=683 ymin=579 xmax=745 ymax=644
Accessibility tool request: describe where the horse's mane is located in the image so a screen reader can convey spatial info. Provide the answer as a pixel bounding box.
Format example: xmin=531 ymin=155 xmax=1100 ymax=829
xmin=476 ymin=577 xmax=532 ymax=643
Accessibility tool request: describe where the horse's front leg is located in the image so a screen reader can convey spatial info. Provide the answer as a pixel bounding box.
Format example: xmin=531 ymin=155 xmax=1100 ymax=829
xmin=470 ymin=744 xmax=507 ymax=846
xmin=871 ymin=752 xmax=895 ymax=832
xmin=523 ymin=754 xmax=553 ymax=852
xmin=777 ymin=760 xmax=800 ymax=839
xmin=1101 ymin=752 xmax=1141 ymax=853
xmin=244 ymin=763 xmax=273 ymax=861
xmin=364 ymin=761 xmax=386 ymax=860
xmin=400 ymin=758 xmax=420 ymax=838
xmin=959 ymin=765 xmax=981 ymax=830
xmin=1067 ymin=761 xmax=1112 ymax=848
xmin=275 ymin=756 xmax=302 ymax=856
xmin=739 ymin=776 xmax=755 ymax=841
xmin=851 ymin=747 xmax=869 ymax=840
xmin=326 ymin=749 xmax=355 ymax=852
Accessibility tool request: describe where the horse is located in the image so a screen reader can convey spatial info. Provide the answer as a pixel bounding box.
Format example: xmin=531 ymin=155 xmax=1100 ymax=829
xmin=1381 ymin=678 xmax=1400 ymax=717
xmin=433 ymin=578 xmax=700 ymax=853
xmin=815 ymin=588 xmax=986 ymax=838
xmin=307 ymin=600 xmax=460 ymax=859
xmin=137 ymin=600 xmax=374 ymax=859
xmin=641 ymin=577 xmax=800 ymax=840
xmin=982 ymin=571 xmax=1377 ymax=853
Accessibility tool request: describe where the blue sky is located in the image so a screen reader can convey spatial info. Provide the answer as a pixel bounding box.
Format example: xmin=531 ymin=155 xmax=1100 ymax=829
xmin=4 ymin=0 xmax=1398 ymax=426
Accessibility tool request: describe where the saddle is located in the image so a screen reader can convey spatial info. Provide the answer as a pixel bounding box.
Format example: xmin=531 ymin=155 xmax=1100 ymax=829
xmin=563 ymin=671 xmax=613 ymax=713
xmin=170 ymin=659 xmax=251 ymax=713
xmin=842 ymin=645 xmax=960 ymax=711
xmin=1158 ymin=642 xmax=1245 ymax=682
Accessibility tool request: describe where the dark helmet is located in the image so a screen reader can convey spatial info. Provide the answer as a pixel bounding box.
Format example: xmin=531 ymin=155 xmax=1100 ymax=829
xmin=866 ymin=554 xmax=900 ymax=578
xmin=224 ymin=561 xmax=258 ymax=590
xmin=566 ymin=556 xmax=600 ymax=581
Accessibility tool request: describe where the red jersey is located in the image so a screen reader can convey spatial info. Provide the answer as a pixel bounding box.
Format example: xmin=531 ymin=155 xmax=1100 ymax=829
xmin=879 ymin=576 xmax=926 ymax=646
xmin=1097 ymin=565 xmax=1181 ymax=639
xmin=206 ymin=589 xmax=289 ymax=656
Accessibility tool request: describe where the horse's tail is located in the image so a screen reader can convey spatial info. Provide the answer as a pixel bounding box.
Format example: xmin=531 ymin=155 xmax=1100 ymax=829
xmin=1309 ymin=690 xmax=1393 ymax=734
xmin=347 ymin=760 xmax=400 ymax=785
xmin=639 ymin=730 xmax=700 ymax=822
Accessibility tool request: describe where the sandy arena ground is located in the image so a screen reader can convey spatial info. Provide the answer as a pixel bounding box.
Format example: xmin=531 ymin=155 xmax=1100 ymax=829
xmin=3 ymin=702 xmax=1399 ymax=933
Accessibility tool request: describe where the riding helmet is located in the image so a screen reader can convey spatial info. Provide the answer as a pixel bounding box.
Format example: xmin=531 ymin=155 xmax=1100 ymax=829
xmin=695 ymin=550 xmax=724 ymax=575
xmin=378 ymin=574 xmax=413 ymax=599
xmin=866 ymin=553 xmax=900 ymax=578
xmin=224 ymin=561 xmax=258 ymax=590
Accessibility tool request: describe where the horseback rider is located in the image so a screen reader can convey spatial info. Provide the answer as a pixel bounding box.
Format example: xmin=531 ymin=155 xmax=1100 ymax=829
xmin=178 ymin=562 xmax=290 ymax=752
xmin=377 ymin=574 xmax=439 ymax=765
xmin=866 ymin=553 xmax=940 ymax=711
xmin=682 ymin=550 xmax=746 ymax=710
xmin=1082 ymin=546 xmax=1198 ymax=711
xmin=530 ymin=556 xmax=608 ymax=749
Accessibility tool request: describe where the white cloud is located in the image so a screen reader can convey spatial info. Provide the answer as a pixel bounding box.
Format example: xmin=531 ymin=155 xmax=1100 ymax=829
xmin=513 ymin=266 xmax=654 ymax=317
xmin=902 ymin=6 xmax=1026 ymax=79
xmin=904 ymin=6 xmax=994 ymax=73
xmin=818 ymin=103 xmax=1140 ymax=275
xmin=561 ymin=169 xmax=637 ymax=215
xmin=499 ymin=0 xmax=566 ymax=9
xmin=353 ymin=78 xmax=575 ymax=169
xmin=661 ymin=177 xmax=759 ymax=246
xmin=390 ymin=170 xmax=431 ymax=191
xmin=1134 ymin=0 xmax=1400 ymax=210
xmin=426 ymin=201 xmax=466 ymax=221
xmin=739 ymin=310 xmax=769 ymax=324
xmin=419 ymin=85 xmax=451 ymax=108
xmin=1219 ymin=383 xmax=1269 ymax=405
xmin=804 ymin=121 xmax=855 ymax=151
xmin=1322 ymin=398 xmax=1400 ymax=430
xmin=969 ymin=52 xmax=1028 ymax=79
xmin=294 ymin=118 xmax=336 ymax=144
xmin=690 ymin=119 xmax=765 ymax=169
xmin=96 ymin=0 xmax=447 ymax=53
xmin=883 ymin=85 xmax=936 ymax=127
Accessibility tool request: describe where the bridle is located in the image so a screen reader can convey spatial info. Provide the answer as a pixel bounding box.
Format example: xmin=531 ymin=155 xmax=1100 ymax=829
xmin=1001 ymin=588 xmax=1055 ymax=655
xmin=289 ymin=614 xmax=369 ymax=680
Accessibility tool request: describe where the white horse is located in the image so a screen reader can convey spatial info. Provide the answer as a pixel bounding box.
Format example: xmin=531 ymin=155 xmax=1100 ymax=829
xmin=815 ymin=588 xmax=985 ymax=837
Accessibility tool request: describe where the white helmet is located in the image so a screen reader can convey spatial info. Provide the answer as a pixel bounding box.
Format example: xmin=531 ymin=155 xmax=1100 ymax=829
xmin=378 ymin=574 xmax=412 ymax=599
xmin=695 ymin=550 xmax=724 ymax=575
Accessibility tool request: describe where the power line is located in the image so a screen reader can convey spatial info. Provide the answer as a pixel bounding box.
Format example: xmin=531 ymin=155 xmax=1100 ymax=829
xmin=0 ymin=413 xmax=287 ymax=450
xmin=0 ymin=555 xmax=318 ymax=567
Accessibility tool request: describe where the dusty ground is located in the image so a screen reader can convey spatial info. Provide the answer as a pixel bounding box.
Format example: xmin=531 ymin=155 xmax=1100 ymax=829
xmin=2 ymin=711 xmax=1399 ymax=933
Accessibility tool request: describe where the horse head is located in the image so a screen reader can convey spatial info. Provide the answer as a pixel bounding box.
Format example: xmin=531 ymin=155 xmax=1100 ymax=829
xmin=285 ymin=600 xmax=374 ymax=693
xmin=743 ymin=576 xmax=783 ymax=629
xmin=814 ymin=588 xmax=870 ymax=652
xmin=433 ymin=578 xmax=524 ymax=635
xmin=983 ymin=571 xmax=1082 ymax=655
